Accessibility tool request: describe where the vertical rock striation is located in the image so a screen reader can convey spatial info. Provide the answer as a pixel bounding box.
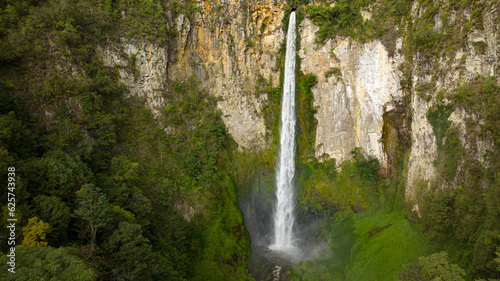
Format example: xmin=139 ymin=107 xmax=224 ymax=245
xmin=100 ymin=0 xmax=287 ymax=150
xmin=299 ymin=18 xmax=405 ymax=168
xmin=170 ymin=0 xmax=286 ymax=150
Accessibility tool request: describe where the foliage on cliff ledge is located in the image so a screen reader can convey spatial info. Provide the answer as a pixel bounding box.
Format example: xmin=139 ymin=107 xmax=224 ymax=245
xmin=306 ymin=1 xmax=363 ymax=44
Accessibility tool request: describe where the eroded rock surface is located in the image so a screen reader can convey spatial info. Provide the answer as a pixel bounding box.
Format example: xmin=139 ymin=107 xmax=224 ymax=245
xmin=299 ymin=18 xmax=404 ymax=167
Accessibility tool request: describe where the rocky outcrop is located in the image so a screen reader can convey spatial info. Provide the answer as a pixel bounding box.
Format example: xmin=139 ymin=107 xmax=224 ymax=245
xmin=406 ymin=2 xmax=499 ymax=200
xmin=98 ymin=40 xmax=168 ymax=117
xmin=169 ymin=0 xmax=286 ymax=150
xmin=299 ymin=18 xmax=404 ymax=167
xmin=298 ymin=2 xmax=498 ymax=202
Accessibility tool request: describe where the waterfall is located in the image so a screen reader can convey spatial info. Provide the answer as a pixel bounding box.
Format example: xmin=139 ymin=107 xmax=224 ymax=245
xmin=272 ymin=11 xmax=297 ymax=250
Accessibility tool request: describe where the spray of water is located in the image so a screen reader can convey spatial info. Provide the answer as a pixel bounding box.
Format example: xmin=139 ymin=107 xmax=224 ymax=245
xmin=271 ymin=11 xmax=297 ymax=250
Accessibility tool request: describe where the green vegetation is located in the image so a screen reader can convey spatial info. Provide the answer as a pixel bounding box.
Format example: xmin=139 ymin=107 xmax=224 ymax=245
xmin=296 ymin=72 xmax=318 ymax=161
xmin=417 ymin=76 xmax=500 ymax=280
xmin=426 ymin=104 xmax=454 ymax=151
xmin=416 ymin=82 xmax=435 ymax=102
xmin=1 ymin=0 xmax=500 ymax=280
xmin=453 ymin=76 xmax=500 ymax=146
xmin=289 ymin=146 xmax=423 ymax=280
xmin=300 ymin=148 xmax=383 ymax=213
xmin=397 ymin=252 xmax=466 ymax=281
xmin=1 ymin=65 xmax=250 ymax=280
xmin=0 ymin=246 xmax=98 ymax=281
xmin=302 ymin=0 xmax=414 ymax=52
xmin=306 ymin=1 xmax=363 ymax=44
xmin=300 ymin=0 xmax=496 ymax=62
xmin=0 ymin=1 xmax=251 ymax=279
xmin=289 ymin=209 xmax=427 ymax=281
xmin=324 ymin=67 xmax=342 ymax=79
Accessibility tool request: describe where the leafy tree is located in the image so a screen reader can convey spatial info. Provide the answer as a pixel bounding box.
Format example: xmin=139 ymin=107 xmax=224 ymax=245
xmin=397 ymin=264 xmax=427 ymax=281
xmin=21 ymin=217 xmax=52 ymax=247
xmin=397 ymin=252 xmax=465 ymax=281
xmin=75 ymin=184 xmax=112 ymax=251
xmin=495 ymin=251 xmax=500 ymax=271
xmin=0 ymin=111 xmax=36 ymax=158
xmin=25 ymin=149 xmax=93 ymax=199
xmin=421 ymin=190 xmax=457 ymax=236
xmin=89 ymin=114 xmax=117 ymax=147
xmin=107 ymin=156 xmax=152 ymax=225
xmin=351 ymin=147 xmax=381 ymax=182
xmin=471 ymin=230 xmax=500 ymax=278
xmin=320 ymin=153 xmax=337 ymax=178
xmin=33 ymin=195 xmax=71 ymax=244
xmin=105 ymin=222 xmax=170 ymax=280
xmin=0 ymin=246 xmax=97 ymax=281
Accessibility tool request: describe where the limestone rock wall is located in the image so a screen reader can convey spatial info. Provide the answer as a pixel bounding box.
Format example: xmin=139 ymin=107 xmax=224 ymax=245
xmin=98 ymin=40 xmax=168 ymax=117
xmin=298 ymin=1 xmax=498 ymax=202
xmin=99 ymin=0 xmax=285 ymax=150
xmin=299 ymin=18 xmax=404 ymax=167
xmin=169 ymin=0 xmax=286 ymax=150
xmin=406 ymin=2 xmax=499 ymax=200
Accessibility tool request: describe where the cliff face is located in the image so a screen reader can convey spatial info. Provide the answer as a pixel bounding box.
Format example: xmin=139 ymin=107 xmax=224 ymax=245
xmin=98 ymin=40 xmax=168 ymax=117
xmin=299 ymin=18 xmax=405 ymax=167
xmin=100 ymin=0 xmax=498 ymax=203
xmin=99 ymin=0 xmax=285 ymax=150
xmin=406 ymin=2 xmax=498 ymax=200
xmin=300 ymin=2 xmax=498 ymax=201
xmin=169 ymin=0 xmax=285 ymax=150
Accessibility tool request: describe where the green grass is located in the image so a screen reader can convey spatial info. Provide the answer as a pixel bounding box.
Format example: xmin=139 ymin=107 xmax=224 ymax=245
xmin=289 ymin=208 xmax=428 ymax=281
xmin=346 ymin=209 xmax=427 ymax=280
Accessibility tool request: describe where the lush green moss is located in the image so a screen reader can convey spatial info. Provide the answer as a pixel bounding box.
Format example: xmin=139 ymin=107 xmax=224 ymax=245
xmin=288 ymin=209 xmax=428 ymax=281
xmin=296 ymin=72 xmax=318 ymax=161
xmin=426 ymin=104 xmax=454 ymax=151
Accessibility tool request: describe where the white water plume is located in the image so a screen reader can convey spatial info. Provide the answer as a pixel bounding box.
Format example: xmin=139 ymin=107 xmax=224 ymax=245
xmin=271 ymin=11 xmax=297 ymax=250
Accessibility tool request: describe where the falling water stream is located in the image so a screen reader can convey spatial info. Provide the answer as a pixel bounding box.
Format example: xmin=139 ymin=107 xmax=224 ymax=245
xmin=271 ymin=11 xmax=297 ymax=251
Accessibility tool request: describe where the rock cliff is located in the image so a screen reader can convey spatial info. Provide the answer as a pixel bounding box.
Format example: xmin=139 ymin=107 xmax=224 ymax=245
xmin=299 ymin=18 xmax=405 ymax=167
xmin=406 ymin=1 xmax=498 ymax=199
xmin=99 ymin=0 xmax=499 ymax=203
xmin=299 ymin=2 xmax=498 ymax=201
xmin=169 ymin=0 xmax=286 ymax=150
xmin=100 ymin=0 xmax=286 ymax=150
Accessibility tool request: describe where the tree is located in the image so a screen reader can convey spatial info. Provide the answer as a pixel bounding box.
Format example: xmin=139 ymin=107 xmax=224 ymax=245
xmin=75 ymin=184 xmax=111 ymax=251
xmin=0 ymin=246 xmax=97 ymax=281
xmin=21 ymin=217 xmax=52 ymax=247
xmin=33 ymin=195 xmax=70 ymax=244
xmin=25 ymin=149 xmax=93 ymax=199
xmin=105 ymin=222 xmax=170 ymax=280
xmin=107 ymin=156 xmax=152 ymax=225
xmin=397 ymin=252 xmax=465 ymax=281
xmin=351 ymin=147 xmax=381 ymax=182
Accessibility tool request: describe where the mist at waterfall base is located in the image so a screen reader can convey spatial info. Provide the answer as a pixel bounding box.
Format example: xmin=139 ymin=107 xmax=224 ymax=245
xmin=238 ymin=12 xmax=328 ymax=270
xmin=238 ymin=166 xmax=328 ymax=265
